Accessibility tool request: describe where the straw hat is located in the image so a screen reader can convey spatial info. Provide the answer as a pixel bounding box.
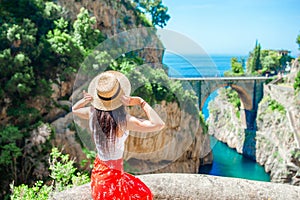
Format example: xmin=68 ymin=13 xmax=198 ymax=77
xmin=88 ymin=71 xmax=131 ymax=111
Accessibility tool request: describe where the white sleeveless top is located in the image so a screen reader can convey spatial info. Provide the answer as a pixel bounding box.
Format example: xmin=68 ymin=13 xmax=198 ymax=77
xmin=89 ymin=109 xmax=129 ymax=161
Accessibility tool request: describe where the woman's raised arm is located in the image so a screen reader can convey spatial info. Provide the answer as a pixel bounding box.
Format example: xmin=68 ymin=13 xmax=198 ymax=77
xmin=72 ymin=90 xmax=93 ymax=120
xmin=121 ymin=96 xmax=165 ymax=132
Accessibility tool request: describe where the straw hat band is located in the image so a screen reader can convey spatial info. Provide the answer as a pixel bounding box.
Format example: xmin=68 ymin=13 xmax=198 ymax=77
xmin=88 ymin=70 xmax=131 ymax=111
xmin=97 ymin=82 xmax=121 ymax=101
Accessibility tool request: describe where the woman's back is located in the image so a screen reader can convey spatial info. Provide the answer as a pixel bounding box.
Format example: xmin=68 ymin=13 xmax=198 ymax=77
xmin=89 ymin=106 xmax=128 ymax=171
xmin=72 ymin=70 xmax=164 ymax=199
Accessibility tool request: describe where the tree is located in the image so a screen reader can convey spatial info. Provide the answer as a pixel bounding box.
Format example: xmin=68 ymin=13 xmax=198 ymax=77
xmin=0 ymin=1 xmax=104 ymax=198
xmin=247 ymin=40 xmax=262 ymax=74
xmin=261 ymin=51 xmax=280 ymax=74
xmin=134 ymin=0 xmax=170 ymax=28
xmin=294 ymin=71 xmax=300 ymax=93
xmin=73 ymin=8 xmax=104 ymax=52
xmin=224 ymin=57 xmax=244 ymax=76
xmin=252 ymin=40 xmax=262 ymax=73
xmin=231 ymin=57 xmax=244 ymax=75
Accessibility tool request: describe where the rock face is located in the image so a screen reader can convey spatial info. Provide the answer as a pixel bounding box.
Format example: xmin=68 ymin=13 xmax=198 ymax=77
xmin=287 ymin=58 xmax=300 ymax=84
xmin=207 ymin=88 xmax=245 ymax=154
xmin=207 ymin=82 xmax=300 ymax=185
xmin=52 ymin=99 xmax=212 ymax=173
xmin=52 ymin=173 xmax=300 ymax=200
xmin=51 ymin=112 xmax=90 ymax=170
xmin=124 ymin=101 xmax=212 ymax=174
xmin=256 ymin=84 xmax=300 ymax=185
xmin=47 ymin=0 xmax=212 ymax=174
xmin=58 ymin=0 xmax=164 ymax=64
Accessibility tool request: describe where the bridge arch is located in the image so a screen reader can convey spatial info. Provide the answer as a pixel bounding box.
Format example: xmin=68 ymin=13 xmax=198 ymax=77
xmin=200 ymin=83 xmax=253 ymax=111
xmin=178 ymin=77 xmax=268 ymax=160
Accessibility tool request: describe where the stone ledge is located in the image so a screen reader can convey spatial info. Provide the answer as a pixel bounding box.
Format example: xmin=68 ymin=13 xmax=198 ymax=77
xmin=52 ymin=173 xmax=300 ymax=200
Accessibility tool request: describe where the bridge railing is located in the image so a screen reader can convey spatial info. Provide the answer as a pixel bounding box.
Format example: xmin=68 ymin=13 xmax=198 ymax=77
xmin=169 ymin=76 xmax=273 ymax=81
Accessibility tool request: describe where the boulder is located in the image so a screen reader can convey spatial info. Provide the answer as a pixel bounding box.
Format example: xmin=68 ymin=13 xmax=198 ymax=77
xmin=52 ymin=173 xmax=300 ymax=200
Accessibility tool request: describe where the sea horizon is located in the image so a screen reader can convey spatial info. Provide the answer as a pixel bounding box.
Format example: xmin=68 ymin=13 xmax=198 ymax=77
xmin=163 ymin=53 xmax=248 ymax=78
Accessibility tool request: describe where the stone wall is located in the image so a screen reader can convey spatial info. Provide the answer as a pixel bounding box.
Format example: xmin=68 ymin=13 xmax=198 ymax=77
xmin=52 ymin=173 xmax=300 ymax=200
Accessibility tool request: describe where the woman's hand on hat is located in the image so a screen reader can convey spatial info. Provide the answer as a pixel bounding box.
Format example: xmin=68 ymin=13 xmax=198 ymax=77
xmin=121 ymin=95 xmax=142 ymax=107
xmin=83 ymin=90 xmax=93 ymax=103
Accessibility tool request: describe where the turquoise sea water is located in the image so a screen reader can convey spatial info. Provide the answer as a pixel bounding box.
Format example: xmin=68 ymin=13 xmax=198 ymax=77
xmin=201 ymin=136 xmax=270 ymax=181
xmin=163 ymin=53 xmax=270 ymax=182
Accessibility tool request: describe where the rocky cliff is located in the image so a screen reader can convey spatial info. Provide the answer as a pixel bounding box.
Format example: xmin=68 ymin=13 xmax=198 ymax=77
xmin=124 ymin=101 xmax=212 ymax=174
xmin=51 ymin=98 xmax=212 ymax=174
xmin=256 ymin=84 xmax=300 ymax=184
xmin=58 ymin=0 xmax=163 ymax=64
xmin=207 ymin=88 xmax=245 ymax=154
xmin=47 ymin=0 xmax=212 ymax=174
xmin=207 ymin=76 xmax=300 ymax=185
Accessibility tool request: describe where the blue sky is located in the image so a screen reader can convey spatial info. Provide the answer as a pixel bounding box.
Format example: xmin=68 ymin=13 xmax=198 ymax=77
xmin=160 ymin=0 xmax=300 ymax=57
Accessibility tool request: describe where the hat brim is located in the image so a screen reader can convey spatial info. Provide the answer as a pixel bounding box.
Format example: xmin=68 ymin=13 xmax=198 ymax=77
xmin=88 ymin=71 xmax=131 ymax=111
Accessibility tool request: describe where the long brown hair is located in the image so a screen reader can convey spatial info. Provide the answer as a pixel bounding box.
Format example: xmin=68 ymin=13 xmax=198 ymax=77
xmin=92 ymin=106 xmax=127 ymax=153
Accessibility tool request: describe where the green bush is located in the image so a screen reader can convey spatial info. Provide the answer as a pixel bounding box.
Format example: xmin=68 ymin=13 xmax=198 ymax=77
xmin=80 ymin=148 xmax=96 ymax=170
xmin=224 ymin=87 xmax=241 ymax=109
xmin=199 ymin=112 xmax=208 ymax=134
xmin=0 ymin=126 xmax=22 ymax=193
xmin=294 ymin=70 xmax=300 ymax=93
xmin=10 ymin=148 xmax=90 ymax=200
xmin=220 ymin=87 xmax=241 ymax=118
xmin=268 ymin=99 xmax=286 ymax=114
xmin=10 ymin=181 xmax=52 ymax=200
xmin=0 ymin=2 xmax=104 ymax=196
xmin=224 ymin=57 xmax=244 ymax=76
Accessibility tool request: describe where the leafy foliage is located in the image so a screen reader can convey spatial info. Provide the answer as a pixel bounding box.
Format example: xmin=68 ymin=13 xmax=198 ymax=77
xmin=247 ymin=40 xmax=261 ymax=74
xmin=10 ymin=180 xmax=52 ymax=200
xmin=294 ymin=70 xmax=300 ymax=93
xmin=49 ymin=148 xmax=90 ymax=192
xmin=0 ymin=126 xmax=22 ymax=178
xmin=199 ymin=112 xmax=208 ymax=134
xmin=224 ymin=57 xmax=245 ymax=76
xmin=0 ymin=1 xmax=103 ymax=126
xmin=224 ymin=87 xmax=241 ymax=110
xmin=261 ymin=51 xmax=280 ymax=74
xmin=220 ymin=87 xmax=241 ymax=118
xmin=133 ymin=0 xmax=170 ymax=28
xmin=0 ymin=1 xmax=103 ymax=198
xmin=1 ymin=0 xmax=170 ymax=199
xmin=268 ymin=99 xmax=286 ymax=115
xmin=10 ymin=148 xmax=90 ymax=200
xmin=80 ymin=148 xmax=97 ymax=170
xmin=126 ymin=65 xmax=198 ymax=116
xmin=246 ymin=41 xmax=293 ymax=76
xmin=73 ymin=8 xmax=104 ymax=52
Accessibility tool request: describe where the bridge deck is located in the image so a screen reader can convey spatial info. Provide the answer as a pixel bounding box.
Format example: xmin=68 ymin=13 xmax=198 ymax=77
xmin=169 ymin=76 xmax=273 ymax=81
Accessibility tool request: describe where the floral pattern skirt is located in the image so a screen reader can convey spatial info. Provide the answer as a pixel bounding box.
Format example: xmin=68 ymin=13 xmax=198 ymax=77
xmin=91 ymin=157 xmax=153 ymax=200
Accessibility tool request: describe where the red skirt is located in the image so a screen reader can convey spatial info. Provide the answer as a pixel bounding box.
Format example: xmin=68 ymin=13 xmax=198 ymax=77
xmin=91 ymin=157 xmax=153 ymax=200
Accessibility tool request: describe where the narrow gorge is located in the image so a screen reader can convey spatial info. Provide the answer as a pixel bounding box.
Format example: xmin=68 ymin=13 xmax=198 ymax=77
xmin=207 ymin=61 xmax=300 ymax=185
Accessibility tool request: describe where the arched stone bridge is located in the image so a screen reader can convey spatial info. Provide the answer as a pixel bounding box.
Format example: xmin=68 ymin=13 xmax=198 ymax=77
xmin=171 ymin=76 xmax=271 ymax=160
